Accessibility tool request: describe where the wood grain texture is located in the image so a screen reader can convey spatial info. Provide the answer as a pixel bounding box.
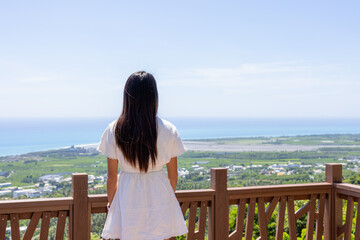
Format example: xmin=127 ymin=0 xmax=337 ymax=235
xmin=0 ymin=215 xmax=8 ymax=240
xmin=245 ymin=198 xmax=256 ymax=240
xmin=315 ymin=194 xmax=325 ymax=240
xmin=72 ymin=173 xmax=90 ymax=240
xmin=324 ymin=193 xmax=331 ymax=240
xmin=287 ymin=196 xmax=297 ymax=240
xmin=10 ymin=213 xmax=20 ymax=240
xmin=187 ymin=202 xmax=197 ymax=239
xmin=355 ymin=200 xmax=360 ymax=240
xmin=257 ymin=197 xmax=267 ymax=240
xmin=326 ymin=164 xmax=342 ymax=240
xmin=0 ymin=198 xmax=73 ymax=215
xmin=275 ymin=196 xmax=286 ymax=240
xmin=344 ymin=196 xmax=354 ymax=240
xmin=306 ymin=194 xmax=317 ymax=240
xmin=197 ymin=201 xmax=208 ymax=240
xmin=55 ymin=210 xmax=68 ymax=240
xmin=228 ymin=183 xmax=331 ymax=200
xmin=40 ymin=212 xmax=51 ymax=240
xmin=211 ymin=168 xmax=229 ymax=240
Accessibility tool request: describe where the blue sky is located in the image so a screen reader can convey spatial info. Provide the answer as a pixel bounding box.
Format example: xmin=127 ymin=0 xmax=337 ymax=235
xmin=0 ymin=1 xmax=359 ymax=118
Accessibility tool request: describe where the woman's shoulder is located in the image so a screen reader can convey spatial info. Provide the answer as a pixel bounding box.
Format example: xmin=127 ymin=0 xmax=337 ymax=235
xmin=106 ymin=119 xmax=118 ymax=133
xmin=157 ymin=117 xmax=178 ymax=134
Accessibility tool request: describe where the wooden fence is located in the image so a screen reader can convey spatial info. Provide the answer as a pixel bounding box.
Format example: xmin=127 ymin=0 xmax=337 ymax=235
xmin=0 ymin=163 xmax=359 ymax=240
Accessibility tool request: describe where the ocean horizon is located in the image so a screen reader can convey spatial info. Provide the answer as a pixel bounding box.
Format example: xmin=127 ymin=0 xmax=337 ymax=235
xmin=1 ymin=117 xmax=360 ymax=157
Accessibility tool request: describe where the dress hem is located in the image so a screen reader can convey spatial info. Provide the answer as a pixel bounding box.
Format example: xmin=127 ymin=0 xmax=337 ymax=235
xmin=101 ymin=229 xmax=188 ymax=240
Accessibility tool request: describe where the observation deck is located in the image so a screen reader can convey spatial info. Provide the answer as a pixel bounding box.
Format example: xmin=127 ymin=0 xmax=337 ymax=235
xmin=0 ymin=163 xmax=359 ymax=240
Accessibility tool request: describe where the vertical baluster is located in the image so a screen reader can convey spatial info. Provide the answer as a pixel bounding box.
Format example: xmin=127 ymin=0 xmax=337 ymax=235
xmin=355 ymin=199 xmax=360 ymax=240
xmin=187 ymin=201 xmax=197 ymax=240
xmin=197 ymin=201 xmax=208 ymax=240
xmin=344 ymin=196 xmax=354 ymax=240
xmin=10 ymin=213 xmax=20 ymax=240
xmin=55 ymin=210 xmax=68 ymax=240
xmin=324 ymin=193 xmax=331 ymax=240
xmin=40 ymin=212 xmax=51 ymax=240
xmin=23 ymin=212 xmax=42 ymax=240
xmin=208 ymin=197 xmax=215 ymax=240
xmin=315 ymin=194 xmax=325 ymax=240
xmin=237 ymin=199 xmax=246 ymax=239
xmin=276 ymin=196 xmax=286 ymax=240
xmin=0 ymin=215 xmax=8 ymax=240
xmin=258 ymin=197 xmax=267 ymax=240
xmin=306 ymin=194 xmax=317 ymax=240
xmin=287 ymin=196 xmax=297 ymax=240
xmin=245 ymin=198 xmax=256 ymax=240
xmin=68 ymin=204 xmax=73 ymax=240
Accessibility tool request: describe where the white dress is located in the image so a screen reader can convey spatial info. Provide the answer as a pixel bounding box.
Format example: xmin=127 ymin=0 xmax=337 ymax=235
xmin=97 ymin=117 xmax=188 ymax=240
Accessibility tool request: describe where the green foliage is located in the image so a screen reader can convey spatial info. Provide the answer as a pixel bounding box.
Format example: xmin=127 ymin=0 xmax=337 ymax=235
xmin=21 ymin=175 xmax=38 ymax=183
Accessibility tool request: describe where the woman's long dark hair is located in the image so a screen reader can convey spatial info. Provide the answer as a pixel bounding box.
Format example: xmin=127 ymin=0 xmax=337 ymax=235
xmin=114 ymin=71 xmax=158 ymax=172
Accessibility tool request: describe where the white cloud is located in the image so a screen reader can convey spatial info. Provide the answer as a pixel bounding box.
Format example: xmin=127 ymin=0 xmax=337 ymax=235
xmin=157 ymin=62 xmax=356 ymax=90
xmin=1 ymin=62 xmax=359 ymax=118
xmin=156 ymin=62 xmax=360 ymax=118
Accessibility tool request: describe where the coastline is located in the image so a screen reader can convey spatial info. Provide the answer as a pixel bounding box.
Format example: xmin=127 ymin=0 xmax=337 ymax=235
xmin=2 ymin=133 xmax=360 ymax=158
xmin=2 ymin=117 xmax=360 ymax=157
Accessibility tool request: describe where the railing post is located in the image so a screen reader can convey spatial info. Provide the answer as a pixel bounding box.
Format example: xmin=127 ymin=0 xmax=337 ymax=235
xmin=325 ymin=163 xmax=342 ymax=240
xmin=211 ymin=168 xmax=228 ymax=240
xmin=72 ymin=173 xmax=90 ymax=240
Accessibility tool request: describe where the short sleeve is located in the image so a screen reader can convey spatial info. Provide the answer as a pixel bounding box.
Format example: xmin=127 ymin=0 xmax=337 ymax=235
xmin=169 ymin=128 xmax=186 ymax=158
xmin=97 ymin=124 xmax=118 ymax=160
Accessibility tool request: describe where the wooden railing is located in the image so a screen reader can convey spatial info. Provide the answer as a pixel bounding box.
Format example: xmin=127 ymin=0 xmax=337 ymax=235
xmin=334 ymin=183 xmax=360 ymax=239
xmin=227 ymin=182 xmax=331 ymax=240
xmin=0 ymin=163 xmax=359 ymax=240
xmin=0 ymin=197 xmax=71 ymax=239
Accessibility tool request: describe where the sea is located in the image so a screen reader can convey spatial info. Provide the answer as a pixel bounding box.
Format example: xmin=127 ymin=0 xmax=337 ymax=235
xmin=1 ymin=117 xmax=360 ymax=157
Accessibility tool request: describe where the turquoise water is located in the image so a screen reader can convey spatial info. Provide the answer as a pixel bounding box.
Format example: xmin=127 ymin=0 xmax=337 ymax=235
xmin=1 ymin=117 xmax=360 ymax=157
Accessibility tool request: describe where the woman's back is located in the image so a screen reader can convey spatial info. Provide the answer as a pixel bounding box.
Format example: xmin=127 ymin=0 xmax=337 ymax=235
xmin=98 ymin=71 xmax=188 ymax=240
xmin=98 ymin=117 xmax=185 ymax=173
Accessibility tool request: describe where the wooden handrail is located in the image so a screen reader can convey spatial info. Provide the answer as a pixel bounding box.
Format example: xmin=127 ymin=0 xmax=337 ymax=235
xmin=176 ymin=189 xmax=215 ymax=202
xmin=228 ymin=183 xmax=332 ymax=198
xmin=335 ymin=183 xmax=360 ymax=199
xmin=0 ymin=197 xmax=73 ymax=214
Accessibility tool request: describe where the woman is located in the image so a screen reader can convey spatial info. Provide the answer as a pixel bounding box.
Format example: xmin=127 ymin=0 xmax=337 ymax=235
xmin=97 ymin=71 xmax=188 ymax=240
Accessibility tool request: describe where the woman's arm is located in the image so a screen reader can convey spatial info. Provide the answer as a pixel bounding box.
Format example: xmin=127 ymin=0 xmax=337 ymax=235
xmin=166 ymin=157 xmax=178 ymax=192
xmin=107 ymin=157 xmax=118 ymax=207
